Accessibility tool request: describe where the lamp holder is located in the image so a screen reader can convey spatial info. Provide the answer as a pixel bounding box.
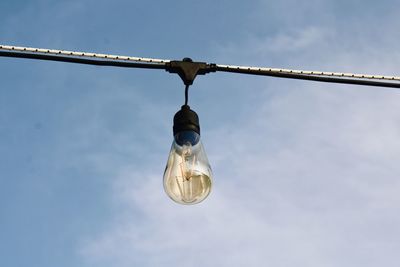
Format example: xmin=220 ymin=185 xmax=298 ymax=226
xmin=173 ymin=105 xmax=200 ymax=136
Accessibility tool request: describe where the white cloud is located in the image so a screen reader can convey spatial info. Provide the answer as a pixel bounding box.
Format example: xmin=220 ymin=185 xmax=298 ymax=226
xmin=79 ymin=76 xmax=400 ymax=267
xmin=78 ymin=4 xmax=400 ymax=267
xmin=252 ymin=27 xmax=329 ymax=53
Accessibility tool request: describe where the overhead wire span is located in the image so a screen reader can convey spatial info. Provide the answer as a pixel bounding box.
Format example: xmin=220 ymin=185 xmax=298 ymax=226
xmin=216 ymin=64 xmax=400 ymax=88
xmin=0 ymin=44 xmax=169 ymax=69
xmin=1 ymin=44 xmax=400 ymax=88
xmin=215 ymin=64 xmax=400 ymax=81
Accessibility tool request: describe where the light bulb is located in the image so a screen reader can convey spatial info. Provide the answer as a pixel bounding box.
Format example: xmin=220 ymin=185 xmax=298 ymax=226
xmin=163 ymin=106 xmax=213 ymax=205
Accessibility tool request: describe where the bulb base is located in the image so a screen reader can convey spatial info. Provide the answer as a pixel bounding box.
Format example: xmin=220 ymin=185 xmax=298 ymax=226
xmin=173 ymin=105 xmax=200 ymax=136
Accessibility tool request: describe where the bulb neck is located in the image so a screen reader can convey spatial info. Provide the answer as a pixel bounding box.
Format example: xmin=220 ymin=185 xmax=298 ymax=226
xmin=173 ymin=105 xmax=200 ymax=136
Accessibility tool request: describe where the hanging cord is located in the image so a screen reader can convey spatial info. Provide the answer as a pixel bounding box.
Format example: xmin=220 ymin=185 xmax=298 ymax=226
xmin=184 ymin=84 xmax=190 ymax=105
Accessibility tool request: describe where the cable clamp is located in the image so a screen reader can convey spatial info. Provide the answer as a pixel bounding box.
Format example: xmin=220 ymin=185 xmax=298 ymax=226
xmin=166 ymin=58 xmax=216 ymax=85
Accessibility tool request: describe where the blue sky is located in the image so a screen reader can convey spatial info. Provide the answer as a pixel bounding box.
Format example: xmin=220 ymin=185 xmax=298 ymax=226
xmin=1 ymin=1 xmax=400 ymax=266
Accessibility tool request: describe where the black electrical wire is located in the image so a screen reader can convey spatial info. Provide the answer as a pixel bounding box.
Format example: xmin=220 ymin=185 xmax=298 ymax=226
xmin=184 ymin=85 xmax=189 ymax=105
xmin=2 ymin=47 xmax=400 ymax=89
xmin=215 ymin=65 xmax=400 ymax=89
xmin=0 ymin=51 xmax=167 ymax=70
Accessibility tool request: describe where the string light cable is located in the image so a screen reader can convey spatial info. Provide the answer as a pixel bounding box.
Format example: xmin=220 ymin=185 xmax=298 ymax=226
xmin=1 ymin=44 xmax=400 ymax=88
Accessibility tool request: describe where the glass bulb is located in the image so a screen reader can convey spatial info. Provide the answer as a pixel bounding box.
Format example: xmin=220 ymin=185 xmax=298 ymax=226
xmin=163 ymin=131 xmax=213 ymax=205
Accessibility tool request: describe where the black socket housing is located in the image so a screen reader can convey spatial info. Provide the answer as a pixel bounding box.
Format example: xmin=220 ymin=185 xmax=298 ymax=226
xmin=173 ymin=105 xmax=200 ymax=136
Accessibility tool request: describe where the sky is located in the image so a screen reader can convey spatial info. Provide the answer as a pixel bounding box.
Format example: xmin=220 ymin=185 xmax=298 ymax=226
xmin=1 ymin=0 xmax=400 ymax=266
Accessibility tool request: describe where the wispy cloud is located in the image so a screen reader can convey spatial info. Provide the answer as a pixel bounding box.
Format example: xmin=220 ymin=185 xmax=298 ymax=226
xmin=79 ymin=59 xmax=400 ymax=267
xmin=78 ymin=6 xmax=400 ymax=265
xmin=3 ymin=1 xmax=399 ymax=267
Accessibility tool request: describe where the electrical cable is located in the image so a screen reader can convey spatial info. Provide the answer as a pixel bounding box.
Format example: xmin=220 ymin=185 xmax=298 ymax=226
xmin=215 ymin=64 xmax=400 ymax=82
xmin=184 ymin=85 xmax=190 ymax=105
xmin=1 ymin=44 xmax=400 ymax=88
xmin=215 ymin=65 xmax=400 ymax=88
xmin=0 ymin=45 xmax=168 ymax=69
xmin=0 ymin=50 xmax=167 ymax=70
